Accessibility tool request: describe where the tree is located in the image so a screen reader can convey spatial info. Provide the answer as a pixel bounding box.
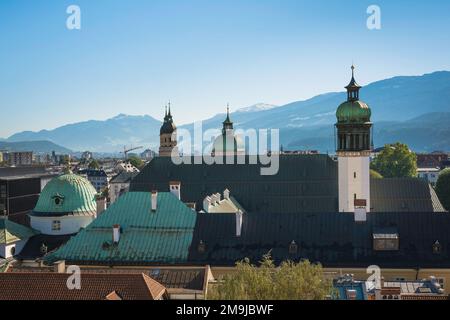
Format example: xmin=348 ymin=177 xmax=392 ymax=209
xmin=436 ymin=168 xmax=450 ymax=211
xmin=208 ymin=254 xmax=334 ymax=300
xmin=371 ymin=142 xmax=417 ymax=178
xmin=370 ymin=169 xmax=383 ymax=179
xmin=128 ymin=156 xmax=144 ymax=169
xmin=88 ymin=159 xmax=100 ymax=170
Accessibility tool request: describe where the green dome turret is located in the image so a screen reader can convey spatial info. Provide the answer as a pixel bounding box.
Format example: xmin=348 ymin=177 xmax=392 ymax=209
xmin=32 ymin=173 xmax=97 ymax=216
xmin=335 ymin=65 xmax=373 ymax=153
xmin=336 ymin=65 xmax=372 ymax=124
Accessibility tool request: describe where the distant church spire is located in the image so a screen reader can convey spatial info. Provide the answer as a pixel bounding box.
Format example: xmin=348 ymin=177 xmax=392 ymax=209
xmin=222 ymin=103 xmax=233 ymax=133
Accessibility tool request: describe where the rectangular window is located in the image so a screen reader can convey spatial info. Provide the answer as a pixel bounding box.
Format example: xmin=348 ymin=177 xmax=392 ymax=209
xmin=373 ymin=236 xmax=399 ymax=251
xmin=52 ymin=220 xmax=61 ymax=231
xmin=437 ymin=278 xmax=445 ymax=289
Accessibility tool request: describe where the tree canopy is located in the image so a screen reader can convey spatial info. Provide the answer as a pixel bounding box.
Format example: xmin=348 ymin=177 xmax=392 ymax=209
xmin=208 ymin=254 xmax=334 ymax=300
xmin=128 ymin=156 xmax=144 ymax=169
xmin=371 ymin=142 xmax=417 ymax=178
xmin=88 ymin=159 xmax=100 ymax=169
xmin=436 ymin=168 xmax=450 ymax=211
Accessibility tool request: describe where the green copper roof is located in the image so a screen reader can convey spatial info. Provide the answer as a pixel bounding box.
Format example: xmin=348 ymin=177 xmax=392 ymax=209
xmin=32 ymin=173 xmax=97 ymax=216
xmin=336 ymin=100 xmax=371 ymax=124
xmin=46 ymin=192 xmax=197 ymax=264
xmin=0 ymin=218 xmax=38 ymax=245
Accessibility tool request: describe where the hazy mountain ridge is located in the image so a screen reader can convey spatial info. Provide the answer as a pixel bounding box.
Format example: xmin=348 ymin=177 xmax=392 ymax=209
xmin=5 ymin=71 xmax=450 ymax=153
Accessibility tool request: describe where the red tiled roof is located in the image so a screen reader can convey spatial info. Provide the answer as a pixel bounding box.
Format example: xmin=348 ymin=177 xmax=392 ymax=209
xmin=0 ymin=272 xmax=166 ymax=300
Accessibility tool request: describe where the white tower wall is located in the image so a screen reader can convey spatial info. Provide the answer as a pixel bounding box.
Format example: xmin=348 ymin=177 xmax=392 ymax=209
xmin=338 ymin=154 xmax=370 ymax=212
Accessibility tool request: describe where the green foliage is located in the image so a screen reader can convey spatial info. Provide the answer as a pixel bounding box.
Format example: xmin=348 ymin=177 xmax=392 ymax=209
xmin=370 ymin=169 xmax=383 ymax=179
xmin=436 ymin=168 xmax=450 ymax=211
xmin=208 ymin=254 xmax=334 ymax=300
xmin=88 ymin=159 xmax=100 ymax=169
xmin=128 ymin=156 xmax=144 ymax=169
xmin=371 ymin=142 xmax=417 ymax=178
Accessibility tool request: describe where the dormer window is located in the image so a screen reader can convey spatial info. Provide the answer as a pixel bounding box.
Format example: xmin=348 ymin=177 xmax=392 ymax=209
xmin=289 ymin=240 xmax=298 ymax=254
xmin=433 ymin=241 xmax=442 ymax=254
xmin=373 ymin=228 xmax=399 ymax=251
xmin=198 ymin=240 xmax=206 ymax=253
xmin=52 ymin=194 xmax=65 ymax=206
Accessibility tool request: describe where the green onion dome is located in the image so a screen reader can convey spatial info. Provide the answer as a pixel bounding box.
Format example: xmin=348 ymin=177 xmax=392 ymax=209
xmin=336 ymin=100 xmax=372 ymax=124
xmin=32 ymin=173 xmax=97 ymax=216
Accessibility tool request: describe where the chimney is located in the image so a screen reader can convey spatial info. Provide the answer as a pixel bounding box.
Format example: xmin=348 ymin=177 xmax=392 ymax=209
xmin=169 ymin=181 xmax=181 ymax=200
xmin=203 ymin=196 xmax=212 ymax=213
xmin=235 ymin=210 xmax=243 ymax=237
xmin=96 ymin=196 xmax=107 ymax=217
xmin=223 ymin=189 xmax=230 ymax=200
xmin=53 ymin=260 xmax=66 ymax=273
xmin=151 ymin=190 xmax=158 ymax=211
xmin=113 ymin=224 xmax=121 ymax=243
xmin=354 ymin=199 xmax=367 ymax=222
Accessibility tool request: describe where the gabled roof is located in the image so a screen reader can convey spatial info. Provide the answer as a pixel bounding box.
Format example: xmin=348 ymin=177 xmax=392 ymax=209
xmin=0 ymin=218 xmax=38 ymax=245
xmin=110 ymin=171 xmax=139 ymax=184
xmin=46 ymin=192 xmax=197 ymax=265
xmin=0 ymin=273 xmax=166 ymax=300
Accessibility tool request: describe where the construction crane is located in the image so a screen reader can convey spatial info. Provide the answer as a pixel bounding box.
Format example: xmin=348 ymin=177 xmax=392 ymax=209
xmin=122 ymin=145 xmax=143 ymax=159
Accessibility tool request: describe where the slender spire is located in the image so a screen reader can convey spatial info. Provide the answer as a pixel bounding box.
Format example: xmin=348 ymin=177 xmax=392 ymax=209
xmin=222 ymin=103 xmax=233 ymax=133
xmin=345 ymin=64 xmax=361 ymax=102
xmin=168 ymin=100 xmax=172 ymax=118
xmin=165 ymin=105 xmax=168 ymax=118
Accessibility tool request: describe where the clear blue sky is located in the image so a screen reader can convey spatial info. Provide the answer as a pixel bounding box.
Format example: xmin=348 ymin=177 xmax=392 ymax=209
xmin=1 ymin=0 xmax=450 ymax=137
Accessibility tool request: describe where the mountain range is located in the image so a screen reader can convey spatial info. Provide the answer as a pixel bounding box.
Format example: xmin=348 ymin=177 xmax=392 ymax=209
xmin=4 ymin=71 xmax=450 ymax=153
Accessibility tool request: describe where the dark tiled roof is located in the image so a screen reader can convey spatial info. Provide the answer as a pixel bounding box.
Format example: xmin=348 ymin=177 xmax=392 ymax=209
xmin=130 ymin=155 xmax=445 ymax=213
xmin=17 ymin=234 xmax=73 ymax=260
xmin=0 ymin=273 xmax=166 ymax=300
xmin=188 ymin=211 xmax=450 ymax=268
xmin=73 ymin=267 xmax=207 ymax=291
xmin=110 ymin=171 xmax=139 ymax=184
xmin=131 ymin=155 xmax=339 ymax=213
xmin=371 ymin=178 xmax=446 ymax=212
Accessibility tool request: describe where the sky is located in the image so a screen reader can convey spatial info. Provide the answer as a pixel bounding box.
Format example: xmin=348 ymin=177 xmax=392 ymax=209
xmin=1 ymin=0 xmax=450 ymax=137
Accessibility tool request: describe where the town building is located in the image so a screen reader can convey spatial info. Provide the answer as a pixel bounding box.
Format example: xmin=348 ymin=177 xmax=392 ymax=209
xmin=141 ymin=149 xmax=157 ymax=161
xmin=3 ymin=151 xmax=33 ymax=166
xmin=114 ymin=161 xmax=140 ymax=173
xmin=109 ymin=171 xmax=139 ymax=204
xmin=78 ymin=168 xmax=109 ymax=192
xmin=0 ymin=217 xmax=38 ymax=259
xmin=417 ymin=167 xmax=441 ymax=186
xmin=81 ymin=151 xmax=93 ymax=162
xmin=0 ymin=167 xmax=58 ymax=224
xmin=417 ymin=152 xmax=449 ymax=169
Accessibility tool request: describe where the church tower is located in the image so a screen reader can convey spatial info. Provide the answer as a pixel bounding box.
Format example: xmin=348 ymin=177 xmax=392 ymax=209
xmin=336 ymin=66 xmax=372 ymax=212
xmin=159 ymin=103 xmax=178 ymax=157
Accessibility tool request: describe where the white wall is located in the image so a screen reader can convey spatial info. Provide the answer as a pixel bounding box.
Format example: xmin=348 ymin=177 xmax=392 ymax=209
xmin=338 ymin=156 xmax=370 ymax=213
xmin=0 ymin=239 xmax=28 ymax=259
xmin=30 ymin=215 xmax=94 ymax=235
